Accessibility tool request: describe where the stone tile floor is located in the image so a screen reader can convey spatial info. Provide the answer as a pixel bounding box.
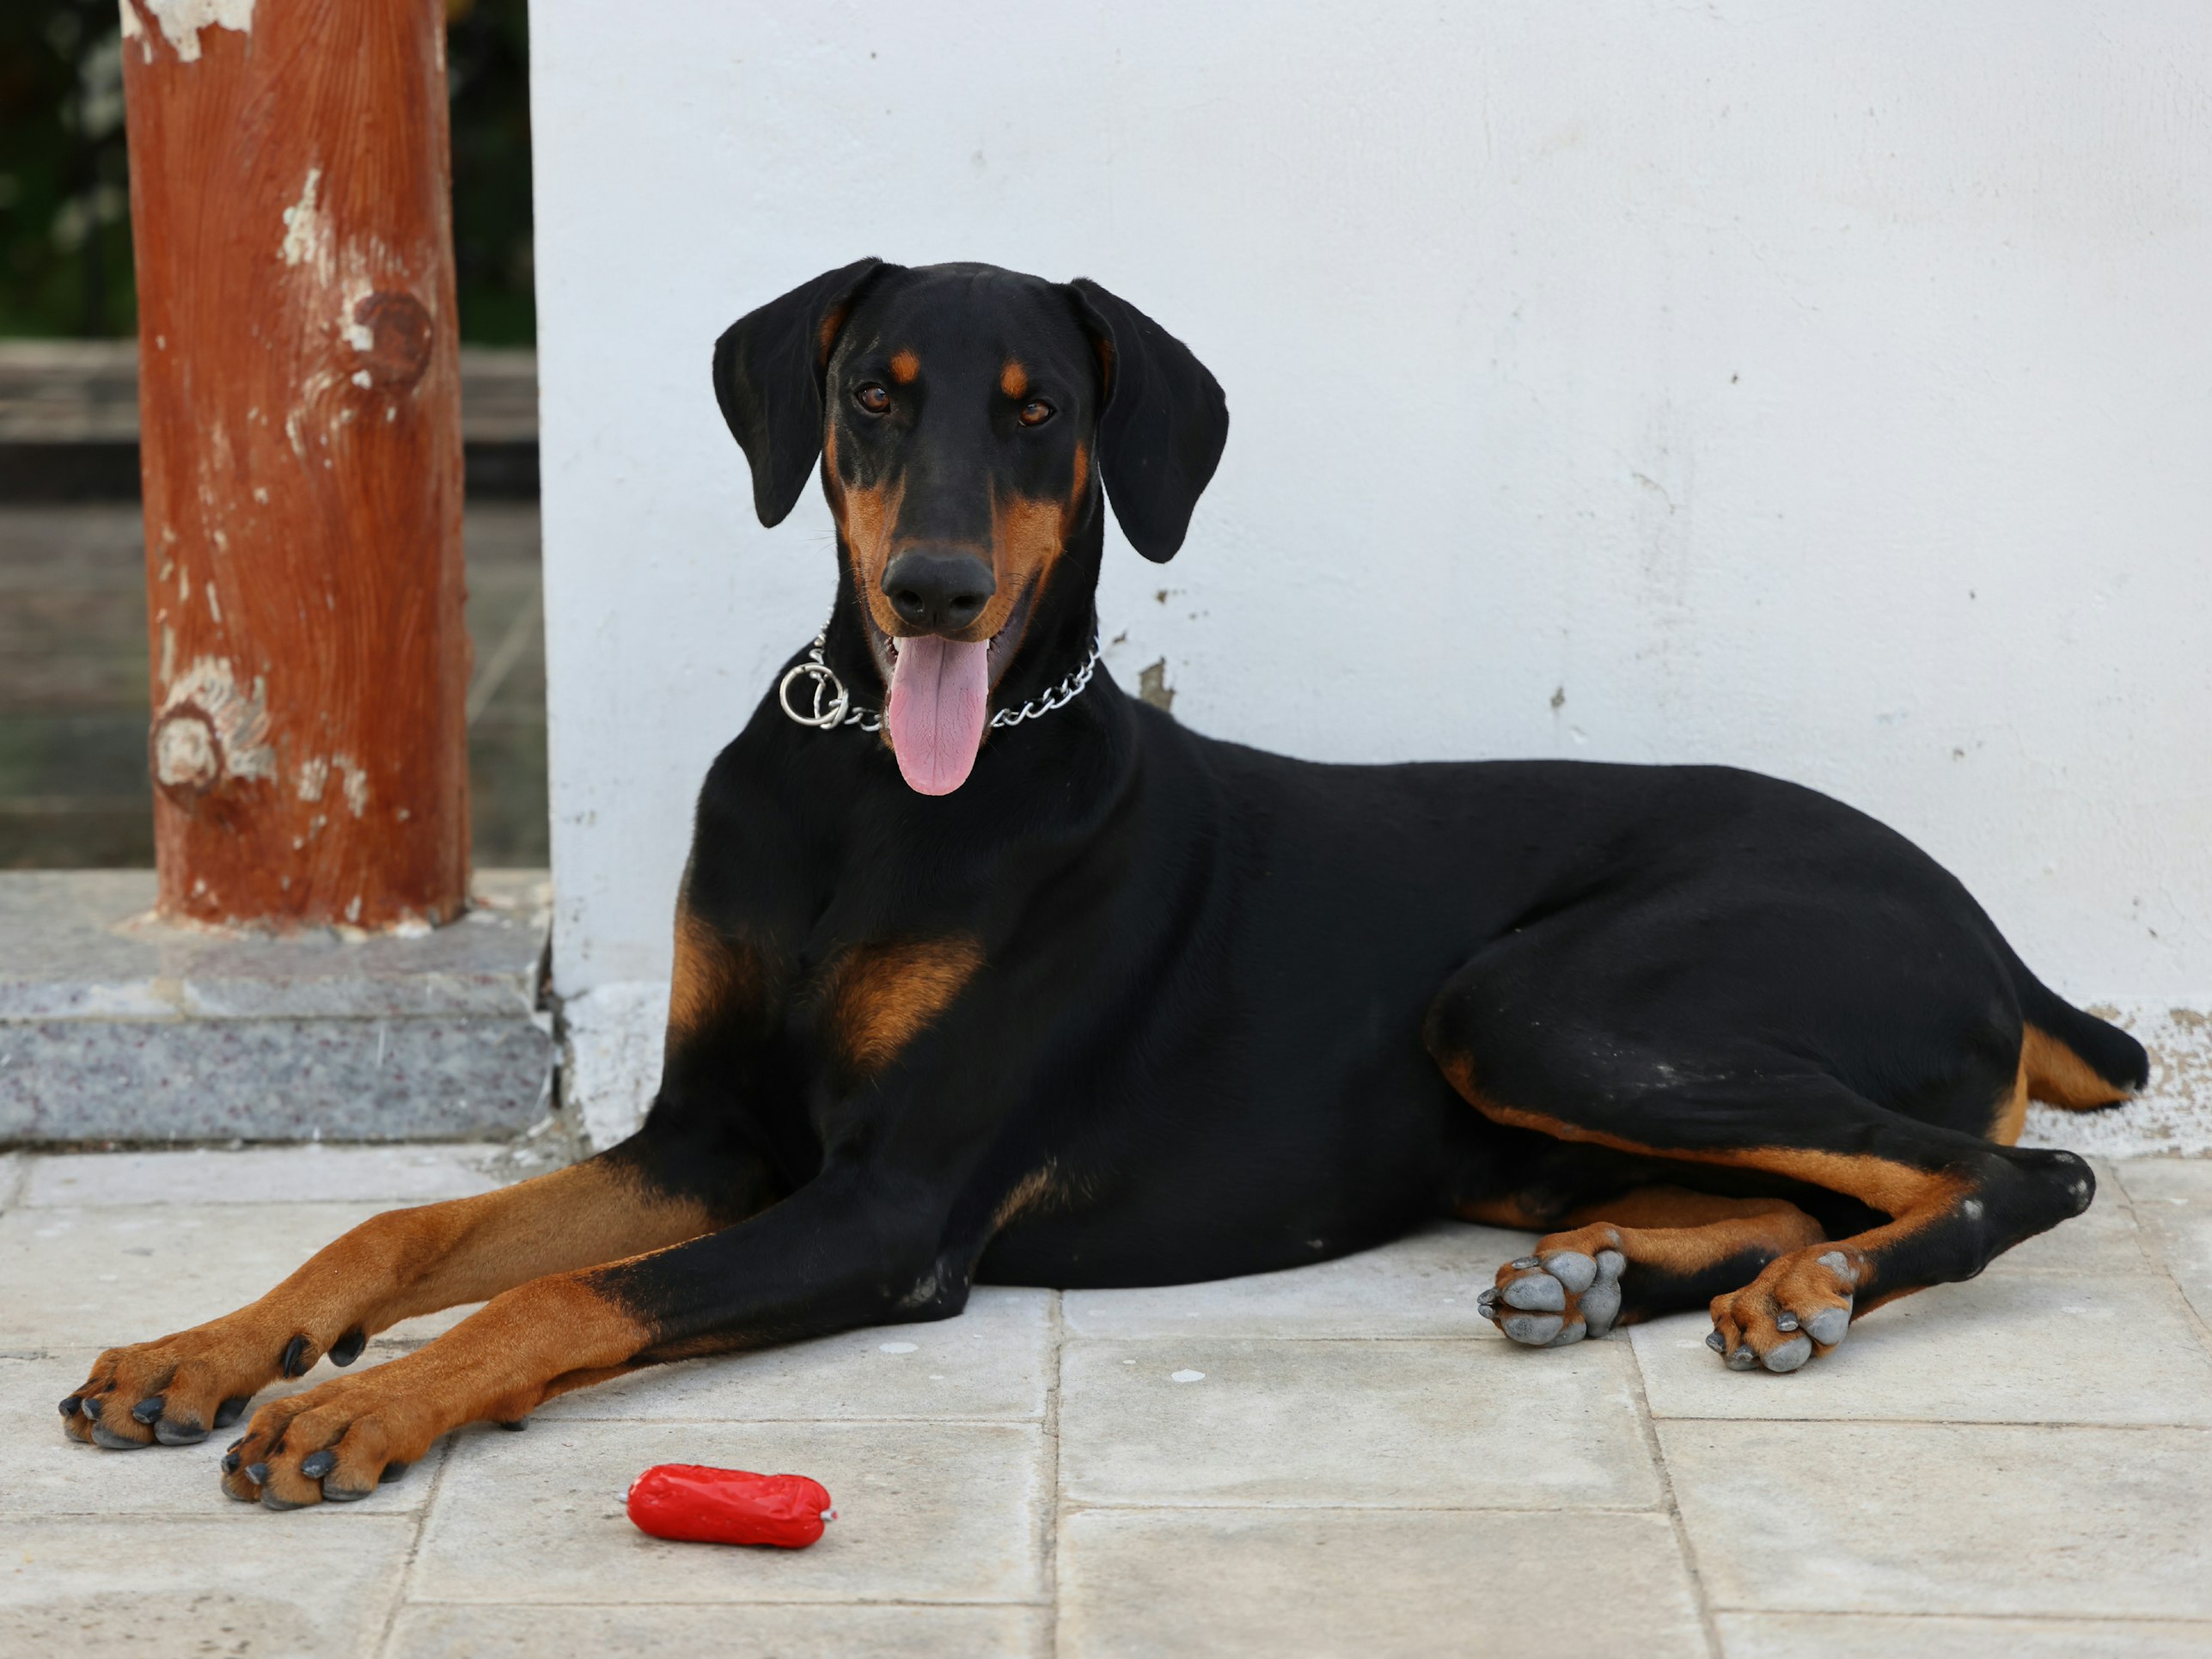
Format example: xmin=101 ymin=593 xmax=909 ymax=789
xmin=3 ymin=1146 xmax=2209 ymax=1657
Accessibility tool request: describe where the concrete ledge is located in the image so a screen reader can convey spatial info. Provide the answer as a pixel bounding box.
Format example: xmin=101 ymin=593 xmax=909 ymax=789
xmin=0 ymin=872 xmax=552 ymax=1144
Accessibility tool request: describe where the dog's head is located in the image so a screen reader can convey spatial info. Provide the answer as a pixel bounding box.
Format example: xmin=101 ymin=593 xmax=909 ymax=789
xmin=713 ymin=260 xmax=1228 ymax=794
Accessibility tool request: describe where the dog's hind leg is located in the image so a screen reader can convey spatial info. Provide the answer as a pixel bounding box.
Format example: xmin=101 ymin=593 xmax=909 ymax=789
xmin=1426 ymin=945 xmax=2096 ymax=1374
xmin=1465 ymin=1186 xmax=1827 ymax=1354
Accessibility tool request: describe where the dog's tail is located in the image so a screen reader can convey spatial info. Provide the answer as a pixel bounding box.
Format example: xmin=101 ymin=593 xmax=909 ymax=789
xmin=2007 ymin=954 xmax=2149 ymax=1110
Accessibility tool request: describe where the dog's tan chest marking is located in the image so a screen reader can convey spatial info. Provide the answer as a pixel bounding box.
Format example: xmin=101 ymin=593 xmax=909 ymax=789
xmin=669 ymin=909 xmax=767 ymax=1040
xmin=820 ymin=935 xmax=987 ymax=1076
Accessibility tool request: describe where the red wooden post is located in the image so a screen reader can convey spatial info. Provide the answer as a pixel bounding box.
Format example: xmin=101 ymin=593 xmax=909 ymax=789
xmin=119 ymin=0 xmax=469 ymax=929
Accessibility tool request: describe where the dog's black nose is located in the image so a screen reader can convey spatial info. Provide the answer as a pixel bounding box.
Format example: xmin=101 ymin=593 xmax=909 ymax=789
xmin=882 ymin=550 xmax=995 ymax=633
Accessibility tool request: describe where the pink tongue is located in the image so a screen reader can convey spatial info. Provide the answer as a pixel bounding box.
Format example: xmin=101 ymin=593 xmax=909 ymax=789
xmin=887 ymin=635 xmax=990 ymax=795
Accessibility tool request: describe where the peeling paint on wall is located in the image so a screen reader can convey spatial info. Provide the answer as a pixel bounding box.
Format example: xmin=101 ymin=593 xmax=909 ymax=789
xmin=1136 ymin=659 xmax=1176 ymax=713
xmin=137 ymin=0 xmax=255 ymax=65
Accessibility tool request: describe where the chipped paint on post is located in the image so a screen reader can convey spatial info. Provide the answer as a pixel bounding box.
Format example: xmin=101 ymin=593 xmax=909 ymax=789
xmin=333 ymin=754 xmax=371 ymax=817
xmin=133 ymin=0 xmax=255 ymax=65
xmin=151 ymin=656 xmax=276 ymax=799
xmin=278 ymin=167 xmax=325 ymax=269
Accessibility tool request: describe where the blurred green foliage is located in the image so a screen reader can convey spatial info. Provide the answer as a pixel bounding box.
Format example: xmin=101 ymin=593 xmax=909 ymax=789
xmin=0 ymin=0 xmax=535 ymax=345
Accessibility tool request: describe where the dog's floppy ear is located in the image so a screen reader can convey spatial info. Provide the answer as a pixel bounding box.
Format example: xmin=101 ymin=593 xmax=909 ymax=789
xmin=1068 ymin=279 xmax=1230 ymax=563
xmin=712 ymin=257 xmax=889 ymax=527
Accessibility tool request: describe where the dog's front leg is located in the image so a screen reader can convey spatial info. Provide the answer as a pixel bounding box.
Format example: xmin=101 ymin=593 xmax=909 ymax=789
xmin=219 ymin=1161 xmax=955 ymax=1509
xmin=60 ymin=1136 xmax=767 ymax=1452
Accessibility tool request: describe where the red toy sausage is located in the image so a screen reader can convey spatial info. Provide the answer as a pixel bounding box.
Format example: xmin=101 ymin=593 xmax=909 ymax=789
xmin=626 ymin=1464 xmax=836 ymax=1549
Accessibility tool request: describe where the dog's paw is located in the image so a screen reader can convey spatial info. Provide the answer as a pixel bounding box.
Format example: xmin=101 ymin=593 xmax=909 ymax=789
xmin=60 ymin=1321 xmax=362 ymax=1451
xmin=1707 ymin=1247 xmax=1861 ymax=1374
xmin=221 ymin=1368 xmax=434 ymax=1511
xmin=1478 ymin=1236 xmax=1626 ymax=1348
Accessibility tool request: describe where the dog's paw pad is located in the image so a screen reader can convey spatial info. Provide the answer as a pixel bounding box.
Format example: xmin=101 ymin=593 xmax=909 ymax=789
xmin=1500 ymin=1311 xmax=1565 ymax=1345
xmin=1502 ymin=1275 xmax=1565 ymax=1313
xmin=1761 ymin=1334 xmax=1814 ymax=1373
xmin=1804 ymin=1306 xmax=1850 ymax=1347
xmin=1540 ymin=1251 xmax=1598 ymax=1295
xmin=1485 ymin=1245 xmax=1623 ymax=1348
xmin=1709 ymin=1246 xmax=1859 ymax=1374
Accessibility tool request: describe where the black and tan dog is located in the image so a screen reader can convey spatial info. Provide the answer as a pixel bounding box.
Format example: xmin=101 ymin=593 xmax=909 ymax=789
xmin=61 ymin=260 xmax=2143 ymax=1507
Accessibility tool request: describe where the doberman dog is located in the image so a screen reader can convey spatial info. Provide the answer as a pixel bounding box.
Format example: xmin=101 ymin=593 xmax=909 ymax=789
xmin=61 ymin=260 xmax=2145 ymax=1508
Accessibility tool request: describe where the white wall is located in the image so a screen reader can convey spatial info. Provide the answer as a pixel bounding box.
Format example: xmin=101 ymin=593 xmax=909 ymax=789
xmin=530 ymin=1 xmax=2212 ymax=1035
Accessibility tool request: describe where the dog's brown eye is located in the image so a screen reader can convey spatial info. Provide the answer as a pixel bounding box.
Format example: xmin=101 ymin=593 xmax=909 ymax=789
xmin=1018 ymin=399 xmax=1055 ymax=427
xmin=853 ymin=383 xmax=890 ymax=415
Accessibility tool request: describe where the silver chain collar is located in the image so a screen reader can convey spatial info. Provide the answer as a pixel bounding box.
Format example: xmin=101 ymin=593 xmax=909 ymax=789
xmin=777 ymin=620 xmax=1102 ymax=737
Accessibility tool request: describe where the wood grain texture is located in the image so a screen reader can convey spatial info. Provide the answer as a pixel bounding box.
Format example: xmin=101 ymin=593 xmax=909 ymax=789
xmin=121 ymin=0 xmax=468 ymax=927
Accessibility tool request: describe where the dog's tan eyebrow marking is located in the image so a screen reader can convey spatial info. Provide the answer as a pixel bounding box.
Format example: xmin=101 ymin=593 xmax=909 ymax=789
xmin=889 ymin=350 xmax=920 ymax=383
xmin=999 ymin=359 xmax=1029 ymax=399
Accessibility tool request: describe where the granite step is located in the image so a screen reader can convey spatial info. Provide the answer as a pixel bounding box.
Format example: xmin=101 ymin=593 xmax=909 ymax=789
xmin=0 ymin=869 xmax=552 ymax=1143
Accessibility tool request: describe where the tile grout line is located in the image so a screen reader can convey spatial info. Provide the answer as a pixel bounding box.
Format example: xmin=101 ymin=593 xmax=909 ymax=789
xmin=395 ymin=1596 xmax=1054 ymax=1609
xmin=2095 ymin=1158 xmax=2160 ymax=1276
xmin=375 ymin=1429 xmax=458 ymax=1659
xmin=2111 ymin=1161 xmax=2212 ymax=1364
xmin=1702 ymin=1606 xmax=2212 ymax=1629
xmin=1638 ymin=1415 xmax=2212 ymax=1433
xmin=1625 ymin=1331 xmax=1726 ymax=1659
xmin=0 ymin=1152 xmax=31 ymax=1209
xmin=1042 ymin=1288 xmax=1066 ymax=1659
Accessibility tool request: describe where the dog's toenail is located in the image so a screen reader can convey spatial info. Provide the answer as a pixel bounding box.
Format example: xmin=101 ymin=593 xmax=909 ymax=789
xmin=245 ymin=1461 xmax=270 ymax=1484
xmin=58 ymin=1395 xmax=81 ymax=1417
xmin=328 ymin=1328 xmax=367 ymax=1368
xmin=1726 ymin=1347 xmax=1758 ymax=1370
xmin=214 ymin=1397 xmax=249 ymax=1429
xmin=1775 ymin=1311 xmax=1799 ymax=1332
xmin=131 ymin=1396 xmax=165 ymax=1425
xmin=222 ymin=1450 xmax=242 ymax=1472
xmin=299 ymin=1449 xmax=337 ymax=1478
xmin=278 ymin=1337 xmax=314 ymax=1379
xmin=1706 ymin=1331 xmax=1726 ymax=1353
xmin=1508 ymin=1257 xmax=1541 ymax=1270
